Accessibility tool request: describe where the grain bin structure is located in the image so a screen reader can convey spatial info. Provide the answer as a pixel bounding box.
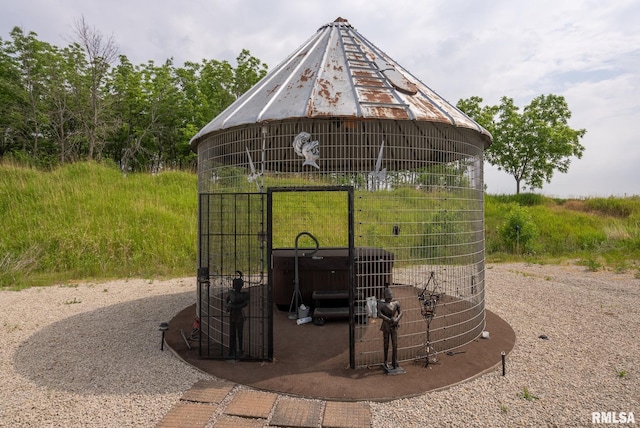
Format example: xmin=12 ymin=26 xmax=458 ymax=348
xmin=190 ymin=17 xmax=492 ymax=368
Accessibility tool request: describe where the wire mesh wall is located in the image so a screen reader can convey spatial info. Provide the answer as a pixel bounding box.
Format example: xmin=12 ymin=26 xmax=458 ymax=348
xmin=196 ymin=118 xmax=486 ymax=368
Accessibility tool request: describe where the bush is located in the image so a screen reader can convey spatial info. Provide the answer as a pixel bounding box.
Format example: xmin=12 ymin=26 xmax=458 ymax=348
xmin=499 ymin=206 xmax=538 ymax=254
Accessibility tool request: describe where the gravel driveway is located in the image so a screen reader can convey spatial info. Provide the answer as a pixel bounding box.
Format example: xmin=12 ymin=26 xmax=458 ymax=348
xmin=0 ymin=263 xmax=638 ymax=427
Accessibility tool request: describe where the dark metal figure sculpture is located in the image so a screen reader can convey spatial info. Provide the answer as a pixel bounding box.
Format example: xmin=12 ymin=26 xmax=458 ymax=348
xmin=378 ymin=285 xmax=403 ymax=373
xmin=226 ymin=271 xmax=249 ymax=359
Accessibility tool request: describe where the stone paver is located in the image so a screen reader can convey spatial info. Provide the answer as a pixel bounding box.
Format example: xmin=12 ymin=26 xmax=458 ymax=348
xmin=224 ymin=390 xmax=278 ymax=419
xmin=269 ymin=397 xmax=323 ymax=427
xmin=180 ymin=379 xmax=235 ymax=404
xmin=213 ymin=415 xmax=266 ymax=428
xmin=322 ymin=401 xmax=371 ymax=428
xmin=161 ymin=380 xmax=376 ymax=428
xmin=156 ymin=402 xmax=216 ymax=428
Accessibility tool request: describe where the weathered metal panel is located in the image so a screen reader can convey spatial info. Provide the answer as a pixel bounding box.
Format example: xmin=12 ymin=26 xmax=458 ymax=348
xmin=258 ymin=31 xmax=331 ymax=121
xmin=307 ymin=32 xmax=361 ymax=118
xmin=192 ymin=31 xmax=323 ymax=140
xmin=191 ymin=18 xmax=492 ymax=149
xmin=360 ymin=105 xmax=412 ymax=120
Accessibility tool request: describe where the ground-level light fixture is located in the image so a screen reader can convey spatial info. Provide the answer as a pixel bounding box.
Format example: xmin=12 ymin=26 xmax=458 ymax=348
xmin=159 ymin=322 xmax=169 ymax=351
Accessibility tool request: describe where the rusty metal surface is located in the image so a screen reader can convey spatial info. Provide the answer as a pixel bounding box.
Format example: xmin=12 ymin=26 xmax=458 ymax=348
xmin=191 ymin=18 xmax=491 ymax=148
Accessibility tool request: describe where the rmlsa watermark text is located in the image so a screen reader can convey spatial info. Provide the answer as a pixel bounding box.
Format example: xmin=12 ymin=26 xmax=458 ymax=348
xmin=592 ymin=412 xmax=635 ymax=424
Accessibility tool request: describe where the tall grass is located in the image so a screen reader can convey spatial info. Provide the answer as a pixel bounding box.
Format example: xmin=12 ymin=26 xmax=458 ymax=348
xmin=1 ymin=162 xmax=197 ymax=288
xmin=270 ymin=190 xmax=350 ymax=248
xmin=1 ymin=162 xmax=639 ymax=289
xmin=485 ymin=194 xmax=640 ymax=270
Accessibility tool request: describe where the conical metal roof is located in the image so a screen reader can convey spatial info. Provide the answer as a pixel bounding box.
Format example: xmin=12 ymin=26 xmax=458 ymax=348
xmin=190 ymin=17 xmax=491 ymax=149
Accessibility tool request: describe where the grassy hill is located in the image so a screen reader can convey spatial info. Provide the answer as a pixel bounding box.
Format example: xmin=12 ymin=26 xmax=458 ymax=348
xmin=485 ymin=193 xmax=640 ymax=272
xmin=1 ymin=162 xmax=197 ymax=288
xmin=1 ymin=162 xmax=638 ymax=289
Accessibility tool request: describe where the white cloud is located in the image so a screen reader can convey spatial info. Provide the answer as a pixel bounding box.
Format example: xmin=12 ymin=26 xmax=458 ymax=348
xmin=2 ymin=0 xmax=639 ymax=196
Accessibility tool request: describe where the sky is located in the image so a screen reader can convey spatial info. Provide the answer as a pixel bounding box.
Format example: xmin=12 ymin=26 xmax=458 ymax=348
xmin=3 ymin=0 xmax=639 ymax=197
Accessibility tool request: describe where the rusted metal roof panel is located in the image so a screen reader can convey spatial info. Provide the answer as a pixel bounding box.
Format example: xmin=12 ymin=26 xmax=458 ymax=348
xmin=257 ymin=35 xmax=328 ymax=121
xmin=306 ymin=31 xmax=360 ymax=117
xmin=191 ymin=18 xmax=491 ymax=148
xmin=213 ymin=35 xmax=320 ymax=129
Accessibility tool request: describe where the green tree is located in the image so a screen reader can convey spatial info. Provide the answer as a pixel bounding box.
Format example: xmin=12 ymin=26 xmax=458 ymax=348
xmin=106 ymin=55 xmax=144 ymax=171
xmin=108 ymin=57 xmax=201 ymax=172
xmin=45 ymin=42 xmax=87 ymax=163
xmin=232 ymin=49 xmax=268 ymax=98
xmin=458 ymin=95 xmax=586 ymax=194
xmin=145 ymin=59 xmax=185 ymax=171
xmin=71 ymin=16 xmax=118 ymax=161
xmin=499 ymin=205 xmax=538 ymax=254
xmin=7 ymin=27 xmax=54 ymax=162
xmin=1 ymin=28 xmax=90 ymax=166
xmin=175 ymin=50 xmax=268 ymax=150
xmin=1 ymin=18 xmax=268 ymax=170
xmin=0 ymin=35 xmax=23 ymax=158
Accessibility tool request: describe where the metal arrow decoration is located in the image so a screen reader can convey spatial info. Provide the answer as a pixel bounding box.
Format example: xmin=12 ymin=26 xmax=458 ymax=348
xmin=370 ymin=138 xmax=387 ymax=190
xmin=246 ymin=146 xmax=262 ymax=192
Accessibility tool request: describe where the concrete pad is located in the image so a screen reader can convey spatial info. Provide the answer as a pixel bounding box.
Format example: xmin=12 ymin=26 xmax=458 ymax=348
xmin=270 ymin=397 xmax=323 ymax=427
xmin=224 ymin=390 xmax=278 ymax=419
xmin=322 ymin=402 xmax=371 ymax=428
xmin=156 ymin=402 xmax=216 ymax=428
xmin=181 ymin=379 xmax=235 ymax=404
xmin=214 ymin=415 xmax=266 ymax=428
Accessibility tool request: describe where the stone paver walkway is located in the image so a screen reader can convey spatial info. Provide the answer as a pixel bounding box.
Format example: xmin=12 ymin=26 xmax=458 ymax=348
xmin=156 ymin=380 xmax=372 ymax=428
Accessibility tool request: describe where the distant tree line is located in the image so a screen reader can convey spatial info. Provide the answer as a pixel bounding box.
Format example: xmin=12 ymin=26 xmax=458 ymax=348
xmin=2 ymin=18 xmax=586 ymax=192
xmin=0 ymin=18 xmax=268 ymax=171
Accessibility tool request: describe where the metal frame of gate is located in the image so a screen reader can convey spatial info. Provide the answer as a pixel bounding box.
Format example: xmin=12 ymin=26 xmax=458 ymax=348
xmin=197 ymin=192 xmax=271 ymax=361
xmin=267 ymin=186 xmax=356 ymax=368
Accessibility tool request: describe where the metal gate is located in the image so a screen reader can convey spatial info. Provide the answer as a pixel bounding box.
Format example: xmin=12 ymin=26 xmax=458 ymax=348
xmin=197 ymin=192 xmax=271 ymax=360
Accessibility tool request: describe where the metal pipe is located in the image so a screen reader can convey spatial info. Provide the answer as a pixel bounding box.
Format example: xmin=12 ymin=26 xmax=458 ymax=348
xmin=289 ymin=231 xmax=319 ymax=319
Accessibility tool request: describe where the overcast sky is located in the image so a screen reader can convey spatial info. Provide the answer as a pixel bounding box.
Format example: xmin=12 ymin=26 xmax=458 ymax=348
xmin=4 ymin=0 xmax=639 ymax=197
